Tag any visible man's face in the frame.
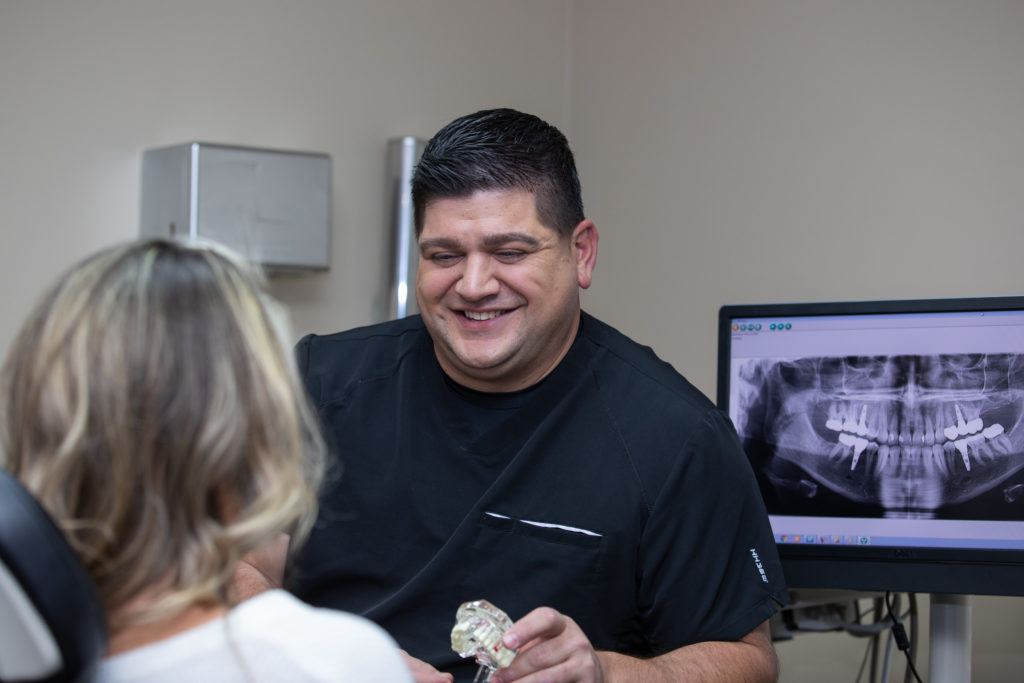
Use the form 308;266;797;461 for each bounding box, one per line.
416;189;597;393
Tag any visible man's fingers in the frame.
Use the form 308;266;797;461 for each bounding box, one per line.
503;606;566;650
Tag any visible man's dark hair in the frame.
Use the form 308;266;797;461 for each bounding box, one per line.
411;108;585;238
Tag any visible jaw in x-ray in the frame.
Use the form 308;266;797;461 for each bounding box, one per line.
735;354;1024;518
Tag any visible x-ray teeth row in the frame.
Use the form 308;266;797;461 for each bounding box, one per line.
736;354;1024;518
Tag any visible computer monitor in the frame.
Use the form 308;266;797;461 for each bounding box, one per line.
717;297;1024;598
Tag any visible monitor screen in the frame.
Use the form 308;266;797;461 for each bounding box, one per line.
717;297;1024;596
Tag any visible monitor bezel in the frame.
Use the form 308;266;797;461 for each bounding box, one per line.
717;296;1024;596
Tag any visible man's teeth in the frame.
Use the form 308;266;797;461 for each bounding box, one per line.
464;310;503;321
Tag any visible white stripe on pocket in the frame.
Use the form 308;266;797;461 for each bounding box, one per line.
484;512;601;537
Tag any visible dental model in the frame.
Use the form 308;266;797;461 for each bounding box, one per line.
451;600;518;682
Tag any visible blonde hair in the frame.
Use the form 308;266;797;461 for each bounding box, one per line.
0;239;325;631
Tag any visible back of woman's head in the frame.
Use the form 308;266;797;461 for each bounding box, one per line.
0;238;325;630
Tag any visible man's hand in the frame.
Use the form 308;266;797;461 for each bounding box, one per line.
489;609;777;683
401;651;454;683
490;607;603;683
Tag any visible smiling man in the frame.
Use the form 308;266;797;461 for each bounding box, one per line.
416;188;594;393
286;109;788;683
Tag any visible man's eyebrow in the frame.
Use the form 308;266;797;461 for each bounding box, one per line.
419;237;460;254
419;232;542;254
482;232;541;248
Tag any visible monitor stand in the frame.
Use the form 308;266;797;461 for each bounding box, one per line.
929;594;971;683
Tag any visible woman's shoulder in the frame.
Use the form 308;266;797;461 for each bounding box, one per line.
230;590;413;681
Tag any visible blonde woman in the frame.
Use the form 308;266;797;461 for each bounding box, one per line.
0;239;412;682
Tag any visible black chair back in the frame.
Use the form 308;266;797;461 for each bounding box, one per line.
0;469;107;683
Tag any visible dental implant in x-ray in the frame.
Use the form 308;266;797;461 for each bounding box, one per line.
734;354;1024;518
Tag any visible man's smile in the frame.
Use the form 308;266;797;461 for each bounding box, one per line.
462;310;510;321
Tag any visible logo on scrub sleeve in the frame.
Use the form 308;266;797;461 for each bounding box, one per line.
749;548;769;583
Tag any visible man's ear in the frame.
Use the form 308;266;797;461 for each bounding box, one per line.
572;219;598;289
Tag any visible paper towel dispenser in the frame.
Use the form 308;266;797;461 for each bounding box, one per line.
140;142;331;271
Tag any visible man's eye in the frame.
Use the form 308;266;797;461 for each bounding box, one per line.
429;253;460;265
494;250;526;261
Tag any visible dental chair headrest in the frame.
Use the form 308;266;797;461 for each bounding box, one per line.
0;469;107;683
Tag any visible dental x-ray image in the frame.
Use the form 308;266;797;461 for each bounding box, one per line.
734;354;1024;519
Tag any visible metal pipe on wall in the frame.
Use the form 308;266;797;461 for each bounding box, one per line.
386;136;425;320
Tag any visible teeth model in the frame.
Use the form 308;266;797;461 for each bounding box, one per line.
451;600;518;678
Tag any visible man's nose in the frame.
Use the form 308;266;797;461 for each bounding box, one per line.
455;254;500;300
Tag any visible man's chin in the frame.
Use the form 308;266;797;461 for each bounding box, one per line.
441;350;519;387
452;354;511;377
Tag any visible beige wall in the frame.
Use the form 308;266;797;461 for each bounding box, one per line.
2;1;1022;680
0;0;572;353
570;2;1024;681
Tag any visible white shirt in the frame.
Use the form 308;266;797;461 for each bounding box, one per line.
93;590;413;682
